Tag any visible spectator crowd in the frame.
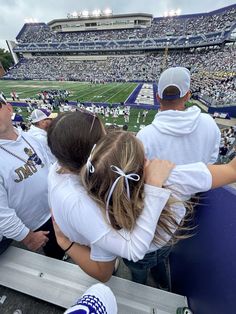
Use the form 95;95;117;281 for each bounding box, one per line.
4;45;236;106
16;6;236;43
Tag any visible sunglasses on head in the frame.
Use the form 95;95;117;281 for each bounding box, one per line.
77;108;97;133
77;107;97;117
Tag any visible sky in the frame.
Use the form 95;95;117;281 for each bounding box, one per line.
0;0;235;50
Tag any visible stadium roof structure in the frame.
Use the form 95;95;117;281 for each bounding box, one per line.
48;13;153;26
45;4;236;25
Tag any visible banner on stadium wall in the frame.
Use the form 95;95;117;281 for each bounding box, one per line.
213;112;230;119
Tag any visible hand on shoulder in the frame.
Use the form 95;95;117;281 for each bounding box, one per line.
144;159;175;187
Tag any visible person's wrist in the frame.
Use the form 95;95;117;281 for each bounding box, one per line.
22;230;33;245
145;177;163;187
58;238;71;251
64;242;74;253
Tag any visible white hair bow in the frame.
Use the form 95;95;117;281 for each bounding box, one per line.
86;144;96;174
106;165;140;223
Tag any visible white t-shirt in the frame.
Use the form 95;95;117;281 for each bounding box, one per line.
149;162;212;251
0;129;51;242
28;125;56;164
49;162;212;262
48;162;171;262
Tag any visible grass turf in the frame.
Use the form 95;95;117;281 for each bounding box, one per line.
15;106;157;133
1;80;195;132
0;80;137;104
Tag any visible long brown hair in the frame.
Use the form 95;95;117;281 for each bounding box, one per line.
81;131;145;230
81;130;194;245
47;110;106;173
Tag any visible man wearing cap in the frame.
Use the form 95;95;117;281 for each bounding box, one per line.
136;67;221;290
137;67;221;164
28;109;57;164
0;96;64;259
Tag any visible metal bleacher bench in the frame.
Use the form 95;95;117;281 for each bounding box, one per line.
0;247;188;314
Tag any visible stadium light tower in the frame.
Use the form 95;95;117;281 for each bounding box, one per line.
92;9;101;17
176;9;182;16
82;10;89;18
24;17;38;23
163;9;182;17
72;11;78;18
103;8;112;16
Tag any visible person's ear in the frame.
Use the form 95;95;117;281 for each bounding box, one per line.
157;94;163;108
38;120;45;128
184;91;191;101
6;104;13;115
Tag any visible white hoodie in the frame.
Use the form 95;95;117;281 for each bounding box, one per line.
0;129;51;242
137;106;221;164
28;125;56;164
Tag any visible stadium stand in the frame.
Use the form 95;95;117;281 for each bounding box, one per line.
15;6;235;43
3;4;236;108
4;47;236;106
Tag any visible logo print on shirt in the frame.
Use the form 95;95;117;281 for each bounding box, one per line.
14;163;38;183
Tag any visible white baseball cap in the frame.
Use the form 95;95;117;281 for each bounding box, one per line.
64;283;118;314
30;109;57;123
158;67;190;100
30;109;49;123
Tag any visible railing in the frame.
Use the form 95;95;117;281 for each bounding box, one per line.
171;186;236;314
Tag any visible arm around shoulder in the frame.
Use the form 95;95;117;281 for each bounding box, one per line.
208;157;236;189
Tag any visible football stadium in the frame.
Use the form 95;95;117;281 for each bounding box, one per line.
0;2;236;314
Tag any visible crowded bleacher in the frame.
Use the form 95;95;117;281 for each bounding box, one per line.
16;6;236;43
3;4;235;108
4;46;236;106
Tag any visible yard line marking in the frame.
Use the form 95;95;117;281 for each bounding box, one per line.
90;83;121;100
104;83;135;103
124;83;141;104
77;84;114;99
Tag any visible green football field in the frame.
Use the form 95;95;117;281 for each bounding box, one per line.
15;105;157;133
0;80;196;132
0;80;138;104
0;80;159;131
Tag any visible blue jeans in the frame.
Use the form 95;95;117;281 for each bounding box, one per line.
0;237;13;255
123;245;172;286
